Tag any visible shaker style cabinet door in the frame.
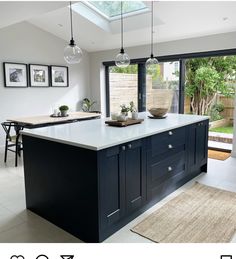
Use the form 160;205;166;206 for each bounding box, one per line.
195;120;209;167
98;139;146;231
125;139;146;214
99;146;126;231
187;120;209;173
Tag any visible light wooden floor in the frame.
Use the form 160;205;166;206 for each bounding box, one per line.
0;149;236;243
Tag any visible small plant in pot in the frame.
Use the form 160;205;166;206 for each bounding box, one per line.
82;98;96;112
130;101;138;120
117;104;129;122
59;105;69;117
120;104;129;116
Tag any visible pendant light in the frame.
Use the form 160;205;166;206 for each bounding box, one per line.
64;1;83;64
115;1;130;68
146;1;158;71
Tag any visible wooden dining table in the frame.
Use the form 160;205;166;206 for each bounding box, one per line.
7;111;101;129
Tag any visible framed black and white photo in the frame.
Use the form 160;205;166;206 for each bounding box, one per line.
50;66;69;87
29;64;49;87
3;62;28;88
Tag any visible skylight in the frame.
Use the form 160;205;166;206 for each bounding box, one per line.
86;1;148;20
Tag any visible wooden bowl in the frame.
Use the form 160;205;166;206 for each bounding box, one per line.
148;108;168;117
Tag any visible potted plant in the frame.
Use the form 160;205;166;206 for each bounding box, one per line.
59;105;69;117
117;104;130;122
120;104;129;116
82;98;96;112
130;101;138;120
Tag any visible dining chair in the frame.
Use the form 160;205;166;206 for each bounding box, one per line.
1;122;23;167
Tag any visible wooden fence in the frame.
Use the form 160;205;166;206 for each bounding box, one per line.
109;73;235;120
110;73;176;113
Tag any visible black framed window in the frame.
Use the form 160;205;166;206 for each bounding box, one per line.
104;48;236;117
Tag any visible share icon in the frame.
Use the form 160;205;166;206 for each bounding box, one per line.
60;256;74;259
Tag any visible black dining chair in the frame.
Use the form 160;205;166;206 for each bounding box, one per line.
1;122;24;167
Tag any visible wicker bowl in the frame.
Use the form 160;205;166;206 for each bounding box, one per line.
148;107;168;117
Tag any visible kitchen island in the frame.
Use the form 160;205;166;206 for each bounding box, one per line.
22;113;209;242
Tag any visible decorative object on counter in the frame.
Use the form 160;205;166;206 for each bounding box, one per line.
146;1;158;73
129;101;139;120
50;66;68;87
105;118;144;127
111;112;118;120
115;1;130;68
148;115;167;119
148;107;168;118
120;104;130;116
82;98;96;112
53;108;59;116
64;1;83;64
59;105;69;117
29;64;49;87
3;62;28;88
117;113;127;122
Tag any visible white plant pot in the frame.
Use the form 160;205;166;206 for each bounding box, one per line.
132;112;138;120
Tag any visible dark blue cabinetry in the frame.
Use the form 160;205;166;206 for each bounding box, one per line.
98;139;147;240
23;119;209;243
188;120;208;174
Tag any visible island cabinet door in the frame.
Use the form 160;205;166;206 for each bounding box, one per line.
98;145;126;231
125;139;147;214
187;120;209;173
195;120;209;167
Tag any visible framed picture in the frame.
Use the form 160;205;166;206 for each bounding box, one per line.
50;65;69;87
3;62;28;88
29;64;49;87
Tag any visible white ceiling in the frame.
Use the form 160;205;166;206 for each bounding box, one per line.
0;1;68;29
1;1;236;53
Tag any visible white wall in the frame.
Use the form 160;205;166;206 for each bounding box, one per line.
89;31;236;115
0;22;90;146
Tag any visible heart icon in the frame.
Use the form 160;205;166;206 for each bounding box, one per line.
10;256;25;259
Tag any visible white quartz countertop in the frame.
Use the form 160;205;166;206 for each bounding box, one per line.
21;113;209;151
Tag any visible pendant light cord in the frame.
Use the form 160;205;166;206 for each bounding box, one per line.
121;1;124;53
70;1;74;41
151;1;154;57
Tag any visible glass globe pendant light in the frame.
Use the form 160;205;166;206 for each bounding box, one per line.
64;1;82;64
146;1;158;73
115;1;130;68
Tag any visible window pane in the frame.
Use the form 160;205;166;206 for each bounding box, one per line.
109;65;138;114
89;1;147;18
146;61;180;113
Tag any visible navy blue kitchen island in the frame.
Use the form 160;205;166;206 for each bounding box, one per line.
22;113;209;242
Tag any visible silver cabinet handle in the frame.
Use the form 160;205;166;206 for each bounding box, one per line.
128;144;132;149
168;166;172;172
168;144;173;149
168;131;173;136
121;146;126;151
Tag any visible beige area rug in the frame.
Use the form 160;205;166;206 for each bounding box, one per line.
132;182;236;243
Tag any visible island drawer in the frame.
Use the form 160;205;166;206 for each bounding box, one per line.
148;126;186;157
147;151;187;200
148;151;186;184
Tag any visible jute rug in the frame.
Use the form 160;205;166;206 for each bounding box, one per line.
208;149;231;161
131;182;236;243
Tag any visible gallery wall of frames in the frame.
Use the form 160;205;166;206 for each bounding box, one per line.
3;62;69;88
